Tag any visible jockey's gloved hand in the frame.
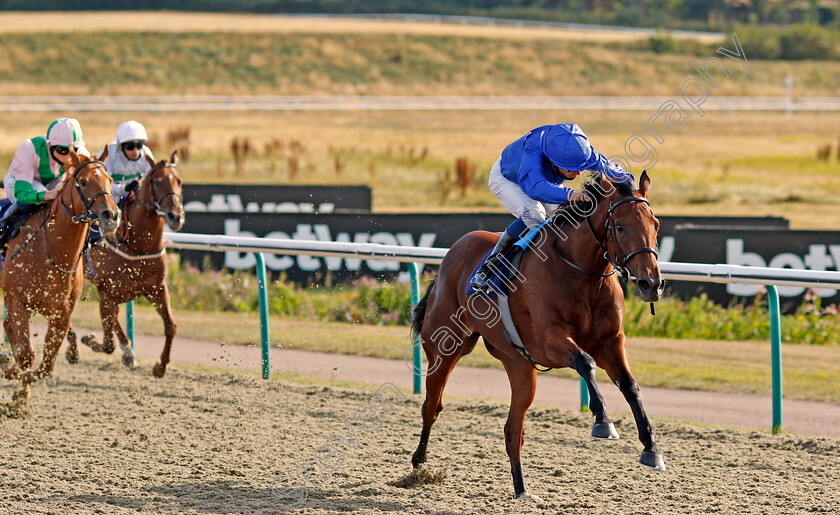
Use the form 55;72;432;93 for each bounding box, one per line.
126;180;140;194
569;191;592;203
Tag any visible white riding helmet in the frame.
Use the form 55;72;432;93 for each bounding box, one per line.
116;120;148;145
46;118;85;148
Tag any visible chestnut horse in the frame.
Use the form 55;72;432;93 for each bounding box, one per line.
410;171;665;499
0;149;120;401
66;151;184;377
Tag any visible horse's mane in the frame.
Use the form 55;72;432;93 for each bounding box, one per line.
550;171;637;225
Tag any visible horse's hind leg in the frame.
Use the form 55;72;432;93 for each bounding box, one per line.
412;332;478;469
145;284;176;378
599;337;665;470
573;348;620;440
65;324;79;364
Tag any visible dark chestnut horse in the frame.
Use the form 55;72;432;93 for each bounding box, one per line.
410;171;665;499
66;151;184;377
0;149;120;402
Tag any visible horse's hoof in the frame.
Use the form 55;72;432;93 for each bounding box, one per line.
411;451;425;469
122;354;136;368
639;451;667;471
153;363;166;378
591;422;620;440
66;349;79;365
515;491;543;501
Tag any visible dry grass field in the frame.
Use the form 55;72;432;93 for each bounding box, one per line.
2;109;837;228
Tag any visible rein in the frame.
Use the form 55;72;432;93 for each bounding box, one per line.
108;161;180;260
548;194;659;316
134;162;182;217
584;196;659;282
9;160;112;275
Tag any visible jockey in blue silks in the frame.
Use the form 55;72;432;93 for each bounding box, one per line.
470;123;635;292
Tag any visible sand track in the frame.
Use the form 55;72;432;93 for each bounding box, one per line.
0;355;837;514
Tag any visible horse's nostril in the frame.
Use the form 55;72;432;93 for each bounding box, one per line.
102;210;113;220
637;280;651;292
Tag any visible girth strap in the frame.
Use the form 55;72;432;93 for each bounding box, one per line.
495;251;554;372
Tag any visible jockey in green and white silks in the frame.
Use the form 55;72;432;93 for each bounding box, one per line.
4;118;90;212
99;120;155;201
470;123;635;292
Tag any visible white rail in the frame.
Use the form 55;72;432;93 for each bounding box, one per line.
161;231;838;432
164;232;840;289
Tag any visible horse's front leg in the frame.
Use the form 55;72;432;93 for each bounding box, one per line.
1;301;33;380
540;332;618;440
23;317;70;386
65;324;79;364
145;284;177;378
599;334;665;470
112;317;135;368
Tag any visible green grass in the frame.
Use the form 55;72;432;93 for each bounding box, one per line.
1;31;840;96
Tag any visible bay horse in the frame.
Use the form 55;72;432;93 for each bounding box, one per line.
410;171;665;499
0;149;120;402
66;151;184;377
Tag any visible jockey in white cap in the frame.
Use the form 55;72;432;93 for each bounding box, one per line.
99;120;155;202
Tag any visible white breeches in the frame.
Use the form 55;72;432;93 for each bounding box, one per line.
487;158;560;229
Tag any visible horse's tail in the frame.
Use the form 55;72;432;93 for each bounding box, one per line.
410;278;436;337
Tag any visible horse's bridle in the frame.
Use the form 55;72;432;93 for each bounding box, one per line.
60;160;114;225
551;195;658;282
586;195;659;283
6;159;114;274
135;162;182;217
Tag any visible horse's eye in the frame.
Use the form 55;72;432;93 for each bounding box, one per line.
616;223;624;233
79;179;87;187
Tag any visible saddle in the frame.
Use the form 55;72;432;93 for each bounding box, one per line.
465;220;556;371
0;200;38;257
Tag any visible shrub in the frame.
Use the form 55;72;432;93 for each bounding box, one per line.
647;32;679;54
779;23;838;60
730;24;782;59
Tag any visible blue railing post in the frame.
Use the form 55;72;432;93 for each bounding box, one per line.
126;301;134;349
579;377;590;412
408;262;423;394
767;285;783;434
255;253;271;380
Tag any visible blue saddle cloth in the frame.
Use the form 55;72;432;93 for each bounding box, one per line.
465;219;549;299
465;246;522;299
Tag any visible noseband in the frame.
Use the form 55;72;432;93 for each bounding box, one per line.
135;162;182;217
60;160;113;224
586;196;659;282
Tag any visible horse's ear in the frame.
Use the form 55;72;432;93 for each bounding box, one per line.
145;154;156;168
638;170;651;198
68;147;82;170
170;149;178;165
98;145;109;162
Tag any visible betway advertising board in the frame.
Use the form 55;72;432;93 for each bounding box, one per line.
182;184;372;214
176;213;790;285
668;227;840;308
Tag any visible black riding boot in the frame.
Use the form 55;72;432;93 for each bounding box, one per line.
470;228;519;292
